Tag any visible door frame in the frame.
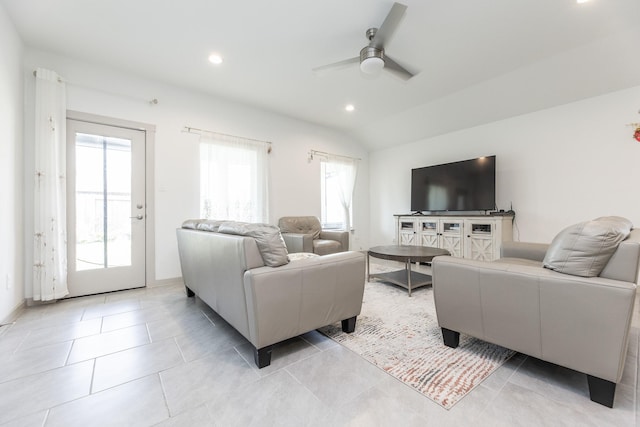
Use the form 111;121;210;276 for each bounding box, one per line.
66;110;156;287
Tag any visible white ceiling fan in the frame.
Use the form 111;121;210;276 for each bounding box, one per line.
313;2;416;80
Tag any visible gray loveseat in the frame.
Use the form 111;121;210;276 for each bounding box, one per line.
432;217;640;407
176;220;365;368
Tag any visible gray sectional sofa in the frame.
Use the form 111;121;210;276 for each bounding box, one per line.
176;220;366;368
432;217;640;407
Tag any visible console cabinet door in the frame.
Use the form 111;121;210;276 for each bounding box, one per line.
398;219;417;245
464;220;495;260
439;219;464;257
418;220;438;247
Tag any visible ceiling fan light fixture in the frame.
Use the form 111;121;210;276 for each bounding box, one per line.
360;46;384;75
360;57;384;74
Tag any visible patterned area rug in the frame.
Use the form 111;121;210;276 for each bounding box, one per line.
318;273;515;409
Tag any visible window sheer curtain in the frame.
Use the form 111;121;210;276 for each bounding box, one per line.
322;155;358;235
199;132;270;223
33;68;69;301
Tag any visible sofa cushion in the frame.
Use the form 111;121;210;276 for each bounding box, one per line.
288;252;320;262
218;222;289;267
543;216;633;277
313;239;342;256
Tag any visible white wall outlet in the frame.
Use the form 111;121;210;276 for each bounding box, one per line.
5;274;10;290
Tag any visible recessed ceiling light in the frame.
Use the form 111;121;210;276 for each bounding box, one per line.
576;0;589;3
208;53;223;65
345;104;355;112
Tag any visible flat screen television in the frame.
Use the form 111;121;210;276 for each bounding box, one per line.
410;156;496;213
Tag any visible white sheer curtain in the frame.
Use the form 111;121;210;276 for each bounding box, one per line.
33;68;69;301
322;155;358;235
199;132;270;223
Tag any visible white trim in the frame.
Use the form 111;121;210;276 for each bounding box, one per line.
66;111;157;286
147;277;183;288
0;300;27;327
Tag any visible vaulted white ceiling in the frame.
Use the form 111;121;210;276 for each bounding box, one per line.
3;0;640;150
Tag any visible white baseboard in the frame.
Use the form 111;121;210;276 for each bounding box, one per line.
147;277;183;288
0;299;27;331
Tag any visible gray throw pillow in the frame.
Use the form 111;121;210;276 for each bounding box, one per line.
196;219;225;232
543;216;633;277
218;222;289;267
181;219;201;229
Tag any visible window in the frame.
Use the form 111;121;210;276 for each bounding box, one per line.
320;157;357;231
200;134;269;223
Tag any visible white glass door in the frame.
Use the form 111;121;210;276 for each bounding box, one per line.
66;119;146;297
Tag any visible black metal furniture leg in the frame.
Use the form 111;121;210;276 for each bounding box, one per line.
442;328;460;348
341;316;357;333
185;286;195;297
254;345;273;368
587;375;616;408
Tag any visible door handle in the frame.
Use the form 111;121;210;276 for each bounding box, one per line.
130;214;144;220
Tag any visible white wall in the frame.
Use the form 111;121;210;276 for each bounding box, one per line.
370;85;640;246
0;4;24;322
21;49;369;297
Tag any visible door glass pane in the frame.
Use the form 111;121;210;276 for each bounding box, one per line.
75;133;132;271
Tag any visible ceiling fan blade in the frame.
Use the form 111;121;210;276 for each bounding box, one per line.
370;2;407;49
312;57;359;73
383;55;415;80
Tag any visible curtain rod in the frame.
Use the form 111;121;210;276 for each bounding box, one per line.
308;149;361;162
33;69;159;105
32;69;64;83
182;126;273;149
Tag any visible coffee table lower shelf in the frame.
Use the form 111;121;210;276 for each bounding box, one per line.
369;269;433;293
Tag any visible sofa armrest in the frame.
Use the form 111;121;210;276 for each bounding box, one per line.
500;241;548;261
243;251;365;349
432;256;636;383
281;232;314;253
320;229;349;250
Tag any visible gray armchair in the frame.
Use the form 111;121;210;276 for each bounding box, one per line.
278;216;349;255
432;218;640;408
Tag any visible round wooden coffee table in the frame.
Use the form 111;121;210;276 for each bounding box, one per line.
367;245;450;296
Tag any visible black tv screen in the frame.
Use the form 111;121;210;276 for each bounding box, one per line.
410;156;496;212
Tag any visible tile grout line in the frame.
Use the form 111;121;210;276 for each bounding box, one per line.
41;409;50;427
88;358;96;395
475;354;529;418
174;336;188;363
155;372;173;423
145;322;153;343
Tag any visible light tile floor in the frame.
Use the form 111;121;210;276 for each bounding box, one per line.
0;262;638;426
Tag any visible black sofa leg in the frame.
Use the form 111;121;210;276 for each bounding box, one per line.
185;286;195;297
587;375;616;408
442;328;460;348
254;345;272;369
342;316;357;333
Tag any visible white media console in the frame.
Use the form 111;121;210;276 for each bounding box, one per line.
394;214;514;261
